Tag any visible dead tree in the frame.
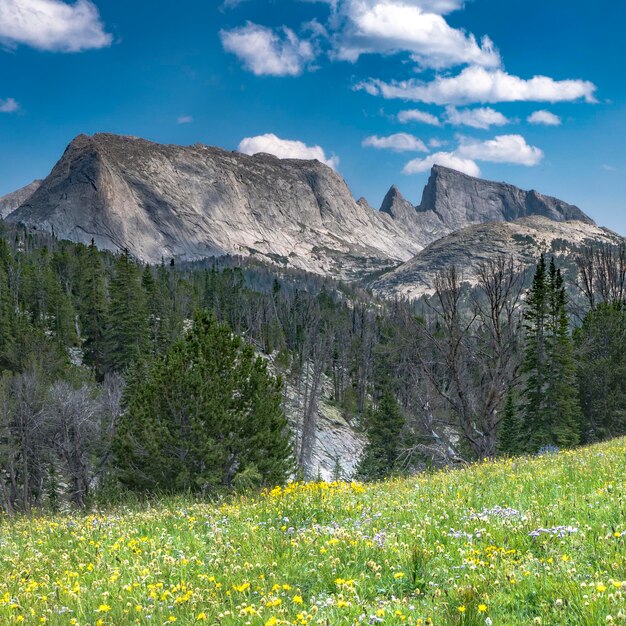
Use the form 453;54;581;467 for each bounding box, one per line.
415;258;525;459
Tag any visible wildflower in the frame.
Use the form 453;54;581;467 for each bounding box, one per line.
265;618;278;626
196;613;207;621
394;572;405;579
292;595;304;604
458;606;466;613
96;605;111;613
478;604;487;612
598;584;607;593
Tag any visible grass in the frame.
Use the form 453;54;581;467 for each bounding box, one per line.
1;439;626;625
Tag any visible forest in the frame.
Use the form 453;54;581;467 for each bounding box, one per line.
0;221;625;513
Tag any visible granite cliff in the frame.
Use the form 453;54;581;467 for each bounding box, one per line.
6;134;420;280
5;134;603;288
0;179;41;218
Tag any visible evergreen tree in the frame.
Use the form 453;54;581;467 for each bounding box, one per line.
105;249;149;372
521;256;580;451
544;262;581;447
79;240;108;376
113;311;292;493
357;383;405;480
574;302;626;441
497;392;521;456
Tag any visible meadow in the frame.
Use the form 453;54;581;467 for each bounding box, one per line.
1;439;625;626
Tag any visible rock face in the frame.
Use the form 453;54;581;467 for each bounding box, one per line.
0;180;42;218
373;216;624;299
7;133;421;280
5;133;601;283
415;165;594;232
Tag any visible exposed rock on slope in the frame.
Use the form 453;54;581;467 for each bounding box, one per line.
7;133;421;279
0;180;42;218
5;134;601;284
416;165;593;230
373;216;624;299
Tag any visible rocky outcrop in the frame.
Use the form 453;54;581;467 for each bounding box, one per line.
416;165;594;232
7;133;422;280
0;179;42;218
373;216;624;299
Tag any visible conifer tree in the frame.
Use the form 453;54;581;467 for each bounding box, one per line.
521;256;580;451
357;382;405;480
105;249;149;372
497;392;521;456
113;311;292;492
79;241;108;376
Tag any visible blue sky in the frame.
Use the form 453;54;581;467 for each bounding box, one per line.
0;0;625;232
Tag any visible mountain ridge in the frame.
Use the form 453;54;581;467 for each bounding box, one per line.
3;133;603;287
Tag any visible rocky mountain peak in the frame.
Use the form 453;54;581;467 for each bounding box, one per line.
0;179;43;218
417;164;594;230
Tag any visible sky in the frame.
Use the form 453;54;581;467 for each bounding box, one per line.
0;0;625;232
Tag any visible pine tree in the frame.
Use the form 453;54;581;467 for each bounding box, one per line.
113;311;293;493
545;263;581;447
521;256;580;451
497;392;521;456
105;249;149;373
79;241;108;376
575;302;626;442
357;383;405;480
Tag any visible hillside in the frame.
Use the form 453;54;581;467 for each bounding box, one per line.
373;215;624;298
1;438;625;625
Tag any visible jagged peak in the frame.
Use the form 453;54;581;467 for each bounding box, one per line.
380;185;410;215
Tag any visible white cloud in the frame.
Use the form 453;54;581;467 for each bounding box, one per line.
0;98;19;113
238;133;339;169
403;133;543;176
220;0;250;8
357;66;597;105
403;151;480;177
177;115;193;124
0;0;112;52
445;105;510;129
221;22;316;76
363;133;428;152
334;0;500;70
528;110;562;126
457;134;543;166
429;138;446;148
397;108;441;126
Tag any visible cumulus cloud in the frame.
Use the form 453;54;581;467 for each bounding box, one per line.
528;110;562;126
0;0;112;52
357;66;597;105
221;22;316;76
403;151;480;177
456;134;543;166
334;0;500;69
403;133;543;177
445;105;510;129
238;133;339;169
397;108;441;126
0;98;19;113
362;132;428;152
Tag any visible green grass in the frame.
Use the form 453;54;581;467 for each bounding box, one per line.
1;439;626;626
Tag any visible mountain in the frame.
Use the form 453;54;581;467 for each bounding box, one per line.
376;165;594;246
372;216;624;299
6;133;421;280
0;179;42;218
5;133;601;283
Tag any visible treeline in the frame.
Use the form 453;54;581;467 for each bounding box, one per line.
1;221;625;511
